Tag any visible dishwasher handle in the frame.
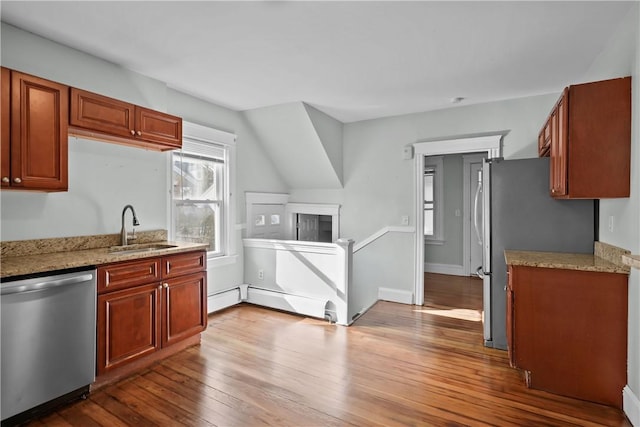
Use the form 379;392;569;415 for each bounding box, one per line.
1;273;94;296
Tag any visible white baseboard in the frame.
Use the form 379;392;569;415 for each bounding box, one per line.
207;288;242;314
424;262;466;276
348;300;378;326
378;287;414;304
624;385;640;426
246;287;330;321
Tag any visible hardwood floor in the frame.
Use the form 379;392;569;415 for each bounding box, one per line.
25;277;630;426
424;272;483;311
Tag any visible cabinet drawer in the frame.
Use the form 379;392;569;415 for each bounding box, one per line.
70;88;135;138
98;258;161;293
162;251;206;279
136;106;182;148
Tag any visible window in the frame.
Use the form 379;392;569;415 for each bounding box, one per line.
172;123;235;257
424;156;444;243
424;168;435;236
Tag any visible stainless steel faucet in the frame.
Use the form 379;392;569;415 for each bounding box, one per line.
120;204;140;246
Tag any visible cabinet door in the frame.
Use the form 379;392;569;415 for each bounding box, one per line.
1;67;10;187
550;91;568;197
135;106;182;149
70;88;135;138
161;272;207;348
10;71;68;190
162;251;206;279
98;258;161;294
97;283;162;375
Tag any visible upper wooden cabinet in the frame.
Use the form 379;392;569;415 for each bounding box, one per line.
539;77;631;199
1;68;69;191
70;88;182;151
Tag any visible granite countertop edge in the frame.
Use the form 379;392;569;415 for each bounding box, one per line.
0;241;209;279
504;250;630;274
622;255;640;270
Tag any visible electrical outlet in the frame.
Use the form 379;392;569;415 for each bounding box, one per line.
608;216;614;232
258;269;264;280
454;209;461;217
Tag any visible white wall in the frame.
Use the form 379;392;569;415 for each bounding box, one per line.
425;154;464;267
1;138;168;240
0;23;288;294
579;4;640;421
291;93;558;313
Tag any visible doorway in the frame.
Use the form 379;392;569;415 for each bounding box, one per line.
413;135;502;345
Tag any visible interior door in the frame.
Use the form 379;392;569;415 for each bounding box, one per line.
297;214;319;241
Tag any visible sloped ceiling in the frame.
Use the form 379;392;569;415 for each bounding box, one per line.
243;102;343;189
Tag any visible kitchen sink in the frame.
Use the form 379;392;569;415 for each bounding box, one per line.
108;243;178;255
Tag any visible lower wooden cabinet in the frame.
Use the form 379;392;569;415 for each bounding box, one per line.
97;250;207;376
97;283;161;373
507;265;627;408
162;272;207;347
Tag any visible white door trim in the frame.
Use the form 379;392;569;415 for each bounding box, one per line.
462;153;487;276
413;134;502;307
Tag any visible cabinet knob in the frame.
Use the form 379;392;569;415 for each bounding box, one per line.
158;285;162;290
163;283;169;289
130;130;135;135
1;177;9;183
136;130;142;136
13;177;22;184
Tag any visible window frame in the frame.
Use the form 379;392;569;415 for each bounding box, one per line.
424;156;444;245
169;122;236;262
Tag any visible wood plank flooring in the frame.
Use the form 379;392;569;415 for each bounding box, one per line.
25;274;631;426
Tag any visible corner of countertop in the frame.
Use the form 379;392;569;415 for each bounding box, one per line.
594;241;631;273
622;255;640;270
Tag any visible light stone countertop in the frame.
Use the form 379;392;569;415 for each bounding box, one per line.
622;255;640;270
1;231;208;279
504;250;629;274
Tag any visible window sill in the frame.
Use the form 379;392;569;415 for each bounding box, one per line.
425;239;445;246
206;253;238;268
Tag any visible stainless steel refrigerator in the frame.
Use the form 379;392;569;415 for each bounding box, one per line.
479;157;595;350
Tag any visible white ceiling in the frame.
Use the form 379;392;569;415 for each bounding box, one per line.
0;1;634;123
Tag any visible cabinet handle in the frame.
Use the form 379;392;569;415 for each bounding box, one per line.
130;130;135;135
136;130;142;136
163;283;169;289
2;177;9;183
13;177;22;184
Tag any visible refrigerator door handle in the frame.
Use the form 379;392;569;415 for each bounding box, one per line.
481;159;491;274
473;169;483;246
481;158;492;344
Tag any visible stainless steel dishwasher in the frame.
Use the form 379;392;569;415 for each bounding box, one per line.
1;268;97;424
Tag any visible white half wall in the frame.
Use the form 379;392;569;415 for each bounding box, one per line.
243;238;352;325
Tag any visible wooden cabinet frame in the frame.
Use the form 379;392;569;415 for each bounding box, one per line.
97;250;207;376
539;77;631;199
70;88;182;151
1;68;68;191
